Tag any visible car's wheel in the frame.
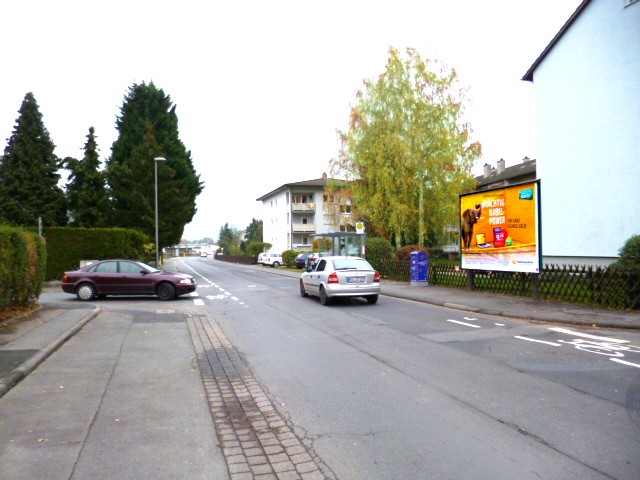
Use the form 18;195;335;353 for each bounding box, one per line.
156;282;176;301
319;285;331;306
76;282;96;301
272;261;280;268
299;279;308;297
366;294;379;305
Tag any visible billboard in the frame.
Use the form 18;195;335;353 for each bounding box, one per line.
460;181;541;273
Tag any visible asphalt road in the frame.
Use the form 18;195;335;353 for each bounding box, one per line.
172;257;640;480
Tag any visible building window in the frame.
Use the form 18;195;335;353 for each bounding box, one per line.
293;195;307;203
286;191;290;204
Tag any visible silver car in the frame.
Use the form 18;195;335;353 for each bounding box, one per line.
300;256;380;305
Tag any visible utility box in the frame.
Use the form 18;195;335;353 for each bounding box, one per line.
410;251;429;286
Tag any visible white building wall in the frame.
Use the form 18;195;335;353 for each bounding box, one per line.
533;0;640;264
261;190;289;253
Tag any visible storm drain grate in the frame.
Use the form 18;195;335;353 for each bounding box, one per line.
188;315;334;480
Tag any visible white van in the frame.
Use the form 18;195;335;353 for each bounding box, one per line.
262;253;283;267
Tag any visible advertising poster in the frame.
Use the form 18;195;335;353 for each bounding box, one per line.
460;181;541;273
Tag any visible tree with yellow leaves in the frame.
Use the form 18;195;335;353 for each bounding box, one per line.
331;47;480;249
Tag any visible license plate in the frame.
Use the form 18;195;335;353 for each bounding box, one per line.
347;276;366;284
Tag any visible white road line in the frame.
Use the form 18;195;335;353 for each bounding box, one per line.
463;317;478;321
193;299;204;306
548;327;629;344
610;358;640;369
495;323;505;327
447;319;481;328
515;336;562;347
190;292;198;297
231;297;239;301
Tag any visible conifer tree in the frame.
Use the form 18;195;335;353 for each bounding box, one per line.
65;127;110;227
106;82;203;248
0;92;67;226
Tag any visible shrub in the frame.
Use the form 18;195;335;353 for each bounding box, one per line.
282;250;299;268
247;241;272;257
365;237;394;266
395;244;426;261
0;227;46;310
615;234;640;269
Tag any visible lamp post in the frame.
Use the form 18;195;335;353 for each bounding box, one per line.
154;157;166;266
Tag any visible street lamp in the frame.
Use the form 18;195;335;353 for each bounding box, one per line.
154;157;166;266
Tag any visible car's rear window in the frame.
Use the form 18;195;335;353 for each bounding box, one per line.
332;259;372;271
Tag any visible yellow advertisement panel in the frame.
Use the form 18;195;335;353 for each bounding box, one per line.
460;181;540;272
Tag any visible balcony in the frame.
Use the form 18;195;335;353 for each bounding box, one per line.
292;223;316;233
292;202;316;212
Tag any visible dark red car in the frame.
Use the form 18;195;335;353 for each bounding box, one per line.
61;259;197;301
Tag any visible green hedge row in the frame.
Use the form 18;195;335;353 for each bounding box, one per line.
0;226;47;309
43;227;150;281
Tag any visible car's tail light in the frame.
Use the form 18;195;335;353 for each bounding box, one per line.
62;275;70;282
374;271;381;283
328;272;339;284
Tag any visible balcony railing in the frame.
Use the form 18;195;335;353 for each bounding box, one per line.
292;202;316;212
292;223;316;233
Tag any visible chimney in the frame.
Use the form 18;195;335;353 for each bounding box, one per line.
322;172;327;179
522;156;530;163
497;158;505;174
483;163;491;178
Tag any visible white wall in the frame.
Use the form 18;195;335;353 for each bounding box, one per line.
533;0;640;263
261;190;289;253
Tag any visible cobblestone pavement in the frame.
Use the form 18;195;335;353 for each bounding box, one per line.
188;314;336;480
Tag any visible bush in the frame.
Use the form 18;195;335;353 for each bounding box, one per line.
615;234;640;269
365;237;394;267
395;244;426;261
247;241;272;257
0;227;46;310
282;250;299;268
43;227;149;280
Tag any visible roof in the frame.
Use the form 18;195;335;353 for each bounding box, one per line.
475;159;537;188
522;0;591;82
256;177;329;201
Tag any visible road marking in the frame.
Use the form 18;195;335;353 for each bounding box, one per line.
190;291;198;297
447;319;481;328
463;317;478;321
495;323;505;327
548;327;629;344
610;358;640;369
515;336;562;347
207;295;226;300
231;297;239;301
193;299;204;306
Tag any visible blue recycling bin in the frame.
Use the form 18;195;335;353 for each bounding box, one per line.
410;251;429;285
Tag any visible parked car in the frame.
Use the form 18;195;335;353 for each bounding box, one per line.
305;251;332;269
61;259;197;301
257;252;268;265
299;256;380;305
262;253;283;267
294;253;313;269
200;251;208;257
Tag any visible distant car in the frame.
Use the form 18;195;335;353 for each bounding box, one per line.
294;253;313;269
200;251;208;257
262;253;283;267
61;259;197;301
299;256;380;305
305;251;332;269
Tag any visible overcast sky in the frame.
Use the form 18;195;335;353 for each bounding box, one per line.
1;0;580;241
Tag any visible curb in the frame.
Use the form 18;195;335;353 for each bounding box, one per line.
0;307;101;398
